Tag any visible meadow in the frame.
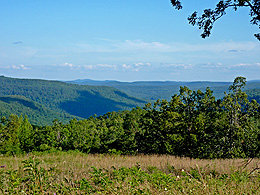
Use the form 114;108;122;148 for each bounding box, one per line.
1;152;260;194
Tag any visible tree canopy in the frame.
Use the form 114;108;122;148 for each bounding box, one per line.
1;77;260;158
171;0;260;41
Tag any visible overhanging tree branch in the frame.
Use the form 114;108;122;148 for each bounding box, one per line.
170;0;260;41
245;0;260;16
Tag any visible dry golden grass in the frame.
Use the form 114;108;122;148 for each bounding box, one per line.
1;152;260;194
1;152;259;177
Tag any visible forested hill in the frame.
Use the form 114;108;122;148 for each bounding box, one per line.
246;88;260;103
67;79;260;101
0;76;146;125
1;77;260;158
0;95;80;126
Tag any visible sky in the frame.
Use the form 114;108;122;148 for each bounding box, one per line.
0;0;260;82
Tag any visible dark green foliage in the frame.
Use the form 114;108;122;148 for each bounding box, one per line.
0;77;259;158
0;76;146;125
246;88;260;104
0;115;34;154
135;77;260;158
0;115;21;155
0;95;80;126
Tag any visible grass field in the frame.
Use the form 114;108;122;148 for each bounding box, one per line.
1;151;260;194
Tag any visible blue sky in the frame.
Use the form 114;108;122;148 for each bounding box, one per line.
0;0;260;81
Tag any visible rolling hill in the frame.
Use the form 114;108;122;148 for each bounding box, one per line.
1;76;259;126
0;76;146;125
0;95;81;126
67;79;260;101
245;88;260;103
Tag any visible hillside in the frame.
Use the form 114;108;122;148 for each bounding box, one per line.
0;76;146;124
245;88;260;103
0;95;80;126
1;76;259;126
67;79;260;101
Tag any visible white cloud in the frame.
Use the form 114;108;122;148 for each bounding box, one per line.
122;64;131;69
59;63;118;71
86;64;117;70
163;63;194;69
134;62;151;67
170;72;180;76
62;62;75;68
7;64;29;70
134;62;144;67
200;62;224;68
83;65;94;70
59;62;80;70
121;62;151;71
96;64;117;68
231;63;260;67
117;40;171;51
232;63;250;67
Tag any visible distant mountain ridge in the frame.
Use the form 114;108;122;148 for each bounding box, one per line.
66;79;260;101
1;76;260;126
0;76;146;125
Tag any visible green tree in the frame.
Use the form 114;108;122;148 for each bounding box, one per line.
66;118;100;153
171;0;260;41
18;115;34;153
161;86;219;158
218;76;260;157
0;115;21;155
136;101;168;154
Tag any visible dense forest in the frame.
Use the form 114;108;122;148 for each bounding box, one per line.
67;79;260;101
1;77;259;158
1;76;260;126
0;76;146;125
0;95;82;126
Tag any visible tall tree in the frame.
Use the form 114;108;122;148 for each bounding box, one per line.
171;0;260;41
219;76;259;157
0;115;21;155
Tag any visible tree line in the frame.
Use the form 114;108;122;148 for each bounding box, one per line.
0;77;259;158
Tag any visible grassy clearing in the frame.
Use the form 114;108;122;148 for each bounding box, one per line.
1;152;260;194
